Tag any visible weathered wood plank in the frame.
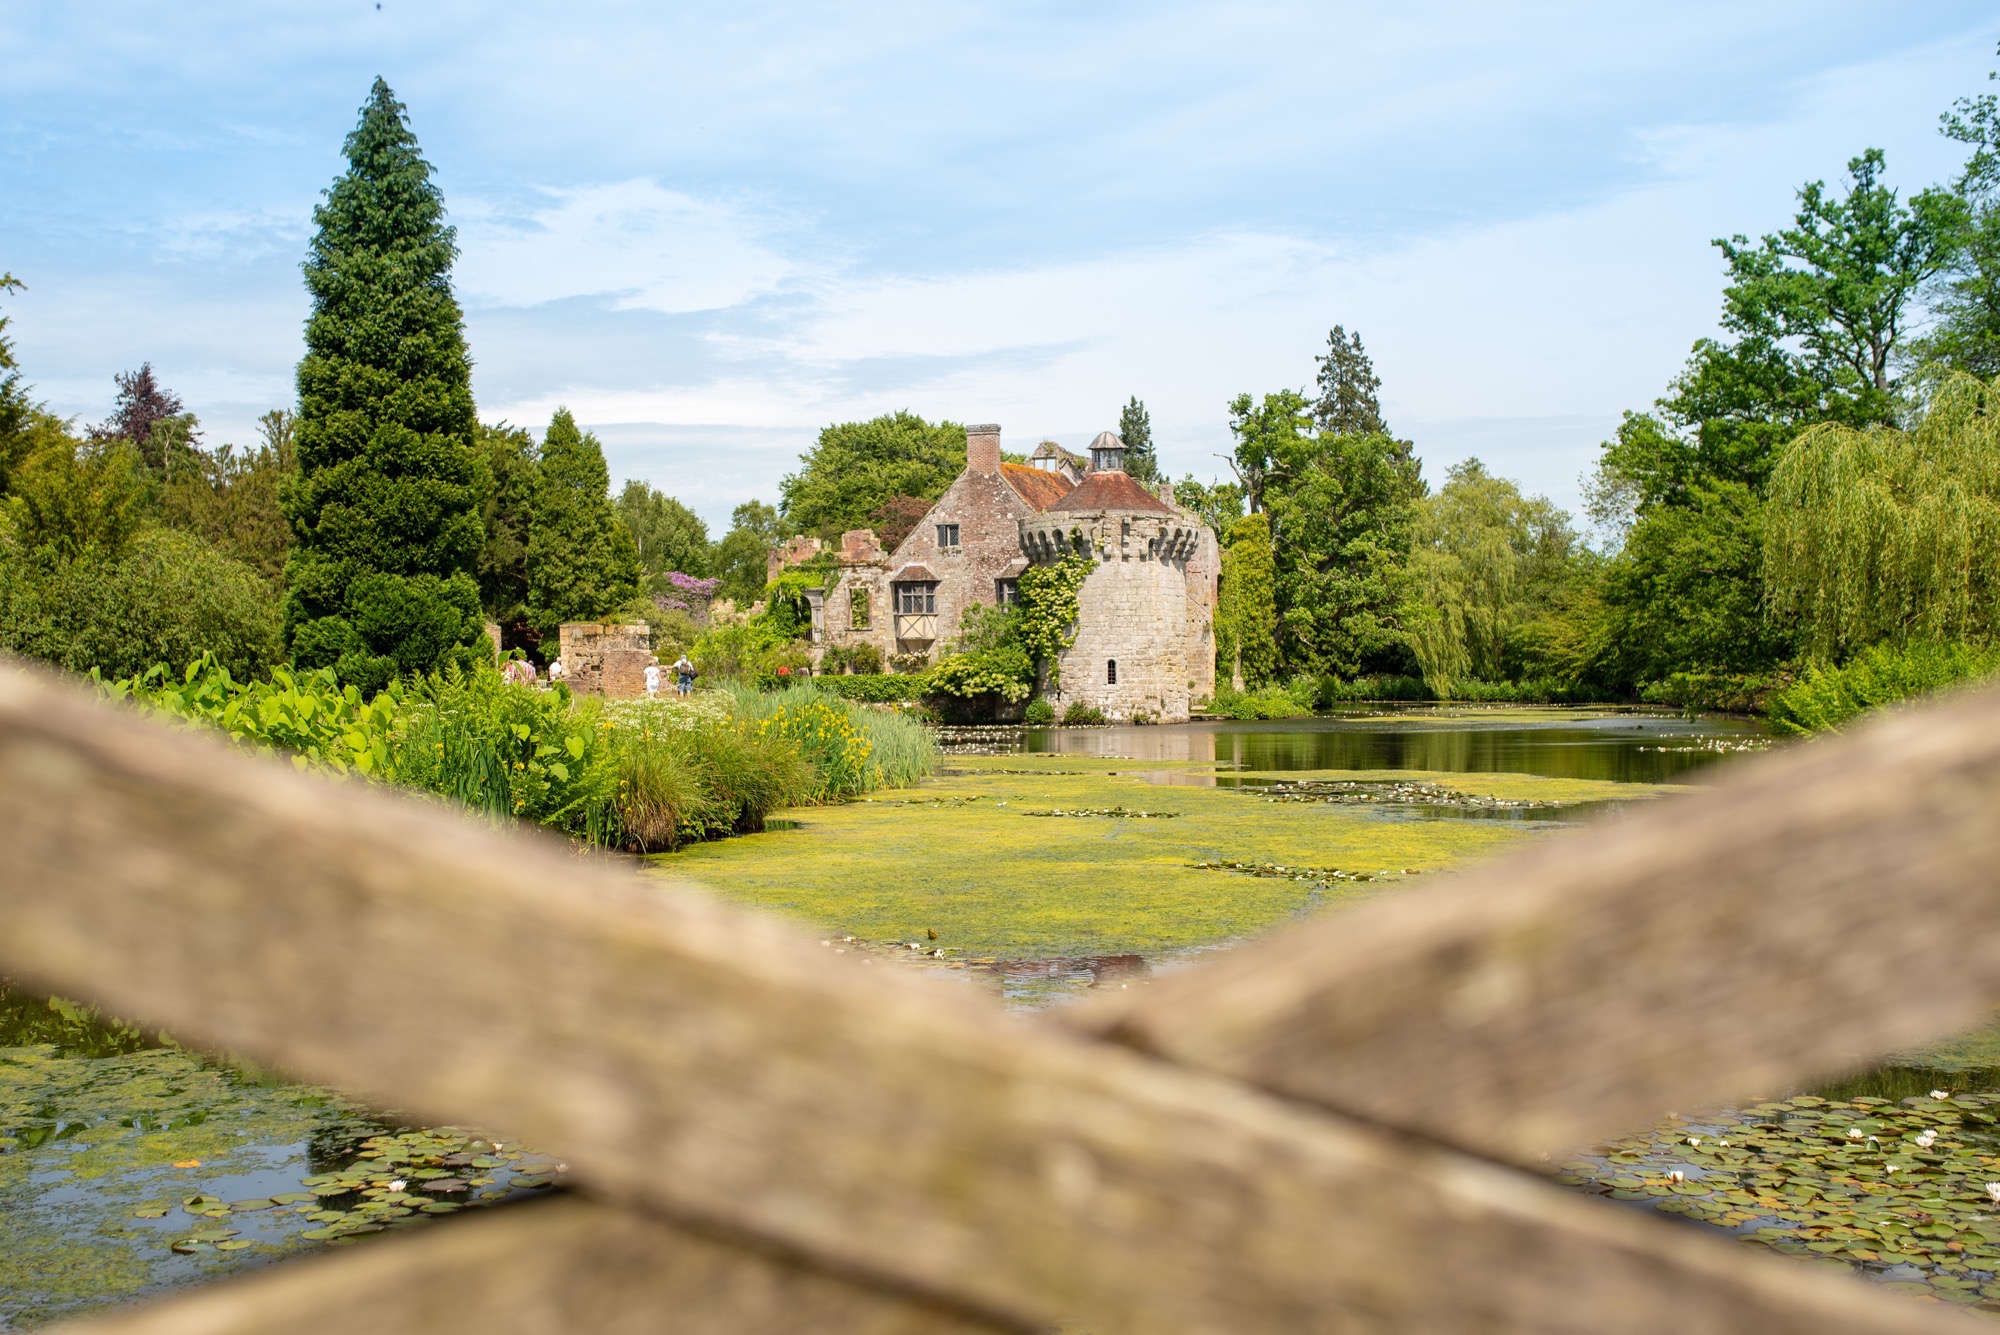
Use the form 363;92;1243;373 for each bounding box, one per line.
1070;683;2000;1164
51;1197;1013;1335
0;661;1971;1334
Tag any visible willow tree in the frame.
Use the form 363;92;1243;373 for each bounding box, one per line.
1218;513;1278;690
1765;371;2000;661
282;79;487;691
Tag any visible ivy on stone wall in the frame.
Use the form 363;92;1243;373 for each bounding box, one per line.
1017;550;1094;689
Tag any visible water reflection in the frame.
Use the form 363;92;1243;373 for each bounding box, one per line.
1020;707;1766;785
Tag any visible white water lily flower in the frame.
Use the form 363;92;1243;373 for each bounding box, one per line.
1686;1137;1701;1147
1888;1165;1900;1173
1718;1139;1730;1147
1916;1130;1939;1148
1986;1183;2000;1204
389;1179;406;1192
1932;1089;1952;1100
1668;1170;1685;1184
1848;1128;1865;1139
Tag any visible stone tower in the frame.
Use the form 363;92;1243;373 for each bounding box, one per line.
1020;432;1213;722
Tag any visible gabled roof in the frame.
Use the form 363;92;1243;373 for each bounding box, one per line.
891;563;937;583
1001;462;1075;512
1046;470;1174;515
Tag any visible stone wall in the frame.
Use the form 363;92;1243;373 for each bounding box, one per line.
557;623;654;697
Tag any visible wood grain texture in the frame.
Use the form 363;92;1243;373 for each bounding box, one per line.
1071;682;2000;1164
52;1197;1010;1335
0;660;1973;1334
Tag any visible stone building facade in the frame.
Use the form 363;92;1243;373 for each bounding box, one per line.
556;622;656;699
806;424;1218;721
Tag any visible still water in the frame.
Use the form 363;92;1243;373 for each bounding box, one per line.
1017;705;1767;784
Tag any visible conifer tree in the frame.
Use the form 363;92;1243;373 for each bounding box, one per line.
1117;396;1159;483
282;79;488;691
1312;326;1388;437
526;408;640;639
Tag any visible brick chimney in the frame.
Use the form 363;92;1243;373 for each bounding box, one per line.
966;423;1001;474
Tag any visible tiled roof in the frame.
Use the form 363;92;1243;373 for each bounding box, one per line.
1001;462;1075;512
1046;470;1173;515
891;563;937;583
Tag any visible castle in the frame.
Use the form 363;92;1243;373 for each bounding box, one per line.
790;424;1218;722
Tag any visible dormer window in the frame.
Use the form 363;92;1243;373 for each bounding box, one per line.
936;523;960;550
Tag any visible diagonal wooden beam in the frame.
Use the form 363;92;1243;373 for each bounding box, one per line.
53;1196;1015;1335
0;661;1971;1334
1069;683;2000;1164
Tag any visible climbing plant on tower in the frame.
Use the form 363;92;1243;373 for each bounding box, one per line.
1016;548;1094;688
282;78;488;692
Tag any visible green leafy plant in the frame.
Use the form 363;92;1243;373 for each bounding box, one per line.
1765;641;2000;735
1023;697;1055;725
1017;551;1093;688
1060;700;1107;726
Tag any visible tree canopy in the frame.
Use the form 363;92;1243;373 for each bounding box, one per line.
779;411;965;538
1766;371;2000;660
616;480;711;584
713;500;780;603
282;78;487;691
1312;326;1388;438
525;408;640;638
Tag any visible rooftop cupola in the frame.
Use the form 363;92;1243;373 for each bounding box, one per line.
1087;431;1127;474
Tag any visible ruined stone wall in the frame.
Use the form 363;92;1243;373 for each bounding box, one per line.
557;623;654;697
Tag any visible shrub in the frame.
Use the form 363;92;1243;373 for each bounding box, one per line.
1316;674;1434;703
1;528;282;680
1023;697;1055;725
928;644;1034;703
1640;671;1776;715
1060;700;1107;726
1212;685;1309;720
816;672;931;703
1765;642;2000;736
821;642;883;675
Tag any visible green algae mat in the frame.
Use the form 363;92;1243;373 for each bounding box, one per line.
644;754;1656;959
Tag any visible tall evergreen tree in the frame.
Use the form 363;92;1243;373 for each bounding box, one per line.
476;421;538;635
526;408;640;639
1312;326;1388;437
282;79;488;691
0;274;34;492
1117;396;1159;483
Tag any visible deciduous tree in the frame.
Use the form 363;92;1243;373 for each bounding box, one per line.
712;500;780;604
615;480;710;584
779;411;965;537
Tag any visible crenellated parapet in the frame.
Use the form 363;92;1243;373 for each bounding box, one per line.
1019;513;1203;566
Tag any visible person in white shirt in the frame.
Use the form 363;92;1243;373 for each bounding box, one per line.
643;662;661;697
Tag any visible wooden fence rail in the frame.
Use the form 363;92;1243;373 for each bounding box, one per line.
0;659;1993;1332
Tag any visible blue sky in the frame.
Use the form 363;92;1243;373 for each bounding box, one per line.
4;3;1997;531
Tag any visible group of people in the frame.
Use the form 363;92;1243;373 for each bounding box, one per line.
643;655;698;698
500;650;697;697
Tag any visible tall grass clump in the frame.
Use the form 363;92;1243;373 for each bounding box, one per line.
1765;641;2000;736
722;682;937;797
606;696;811;849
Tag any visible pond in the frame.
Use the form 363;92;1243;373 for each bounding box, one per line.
10;704;1991;1322
1015;705;1770;784
0;988;563;1330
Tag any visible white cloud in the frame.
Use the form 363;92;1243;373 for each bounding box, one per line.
455;180;792;313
